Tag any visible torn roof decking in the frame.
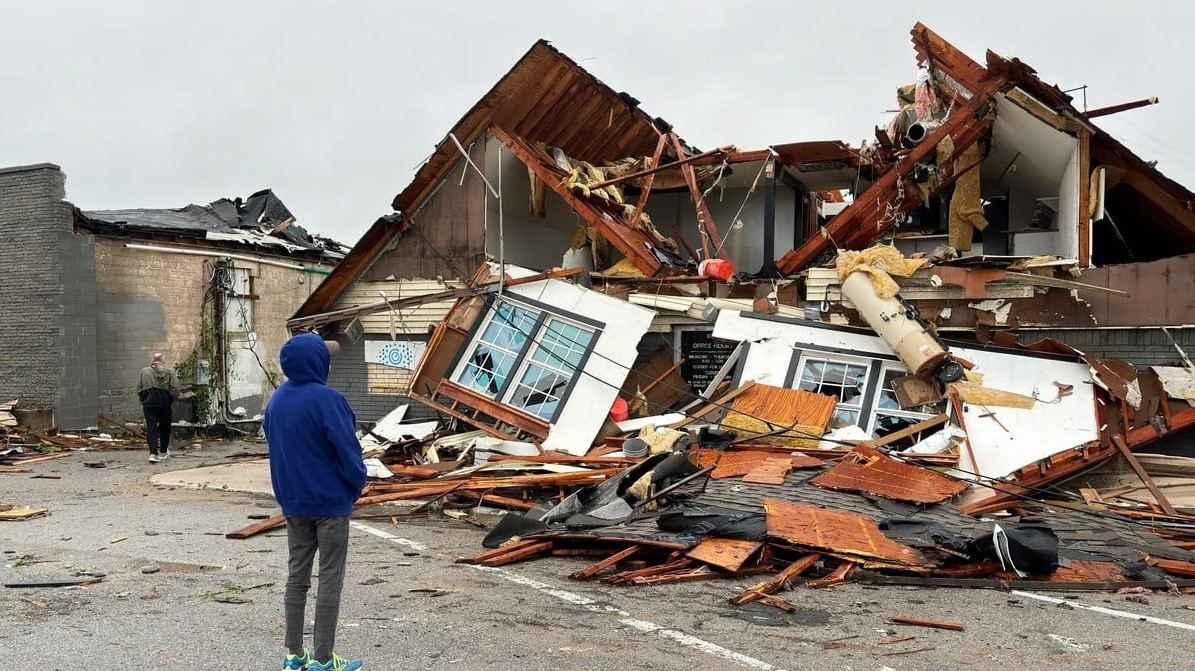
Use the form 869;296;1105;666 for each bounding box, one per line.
779;23;1195;275
292;40;676;323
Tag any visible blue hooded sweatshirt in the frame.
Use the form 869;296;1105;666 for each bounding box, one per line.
264;333;367;518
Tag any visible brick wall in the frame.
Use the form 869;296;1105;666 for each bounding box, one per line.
0;163;99;429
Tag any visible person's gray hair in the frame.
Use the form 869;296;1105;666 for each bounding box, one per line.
152;352;165;363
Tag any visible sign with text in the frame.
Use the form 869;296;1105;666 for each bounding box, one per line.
679;330;737;393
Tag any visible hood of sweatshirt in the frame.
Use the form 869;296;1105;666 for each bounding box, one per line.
279;333;330;385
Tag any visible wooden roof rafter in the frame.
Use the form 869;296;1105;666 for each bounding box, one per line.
491;126;684;278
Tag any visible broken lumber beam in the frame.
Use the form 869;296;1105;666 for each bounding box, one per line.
4;577;104;588
730;553;821;605
627;567;718;586
570;545;641;580
99;414;147;440
806;561;855;588
0;467;32;474
9;452;72;466
457;539;552;565
225;514;285;539
889;615;964;631
603;558;693;585
476;541;554;567
1112;434;1178;516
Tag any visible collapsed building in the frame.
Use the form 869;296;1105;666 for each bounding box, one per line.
275;25;1195;594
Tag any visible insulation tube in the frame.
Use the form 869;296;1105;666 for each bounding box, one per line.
840;272;949;376
904;120;942;147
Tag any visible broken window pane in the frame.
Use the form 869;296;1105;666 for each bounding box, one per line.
508;317;595;419
455;302;541;398
798;355;869;429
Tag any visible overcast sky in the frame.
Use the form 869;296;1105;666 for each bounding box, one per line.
4;1;1192;245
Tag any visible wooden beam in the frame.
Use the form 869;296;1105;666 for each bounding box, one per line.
890;615;964;631
287;267;582;330
1111;434;1177;516
670;133;728;261
570;545;641;580
778;75;1007;274
225;514;286;539
949;394;982;481
492;126;667;276
628;133;669;230
730;553;822;605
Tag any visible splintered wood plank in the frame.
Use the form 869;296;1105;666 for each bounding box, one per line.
742;457;794;485
1112;434;1178;516
764;499;926;566
730;553;822;605
889;615;964;631
477;541;554;566
457;539;549;564
603;558;692;584
626;567;719;586
685;538;763;572
570;545;640;580
9;452;72;466
225;514;285;539
1147;557;1195;577
806;561;856;588
810;444;967;504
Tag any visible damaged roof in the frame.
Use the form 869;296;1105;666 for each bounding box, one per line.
292;39;678;321
77;188;345;258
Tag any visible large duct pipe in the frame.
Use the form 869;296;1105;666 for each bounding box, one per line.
840;272;953;378
904;120;942;148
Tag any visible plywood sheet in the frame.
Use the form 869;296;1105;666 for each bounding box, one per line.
685;537;764;572
764;498;927;565
721;384;836;448
810;444;967;504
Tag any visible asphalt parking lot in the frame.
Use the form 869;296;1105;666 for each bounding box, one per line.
4;441;1195;671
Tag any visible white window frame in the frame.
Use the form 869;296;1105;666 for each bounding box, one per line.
794;351;873;431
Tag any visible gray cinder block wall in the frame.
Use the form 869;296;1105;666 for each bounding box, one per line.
326;335;437;428
0;164;98;429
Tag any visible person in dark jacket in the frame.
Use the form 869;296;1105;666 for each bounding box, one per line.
136;352;181;463
264;333;367;671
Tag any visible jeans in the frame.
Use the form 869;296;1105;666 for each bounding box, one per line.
284;516;350;662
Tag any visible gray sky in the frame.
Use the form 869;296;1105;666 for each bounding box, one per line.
4;1;1192;245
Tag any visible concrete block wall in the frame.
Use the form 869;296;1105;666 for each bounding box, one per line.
95;239;209;420
327;334;436;427
0;164;98;429
95;241;332;422
1019;327;1195;367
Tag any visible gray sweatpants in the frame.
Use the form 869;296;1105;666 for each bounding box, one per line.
284;516;350;662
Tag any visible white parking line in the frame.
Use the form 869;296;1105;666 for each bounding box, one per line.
352;521;789;671
1011;590;1195;631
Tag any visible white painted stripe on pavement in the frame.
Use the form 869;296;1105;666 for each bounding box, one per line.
1011;590;1195;631
350;520;428;552
355;522;789;671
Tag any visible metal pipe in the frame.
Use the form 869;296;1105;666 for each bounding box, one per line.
123;243;330;273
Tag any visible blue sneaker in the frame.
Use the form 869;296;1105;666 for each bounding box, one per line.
308;654;362;671
283;650;312;670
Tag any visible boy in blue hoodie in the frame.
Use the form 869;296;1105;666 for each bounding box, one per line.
264;333;367;671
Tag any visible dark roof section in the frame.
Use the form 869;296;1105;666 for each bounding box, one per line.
291;39;675;322
77;189;343;258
